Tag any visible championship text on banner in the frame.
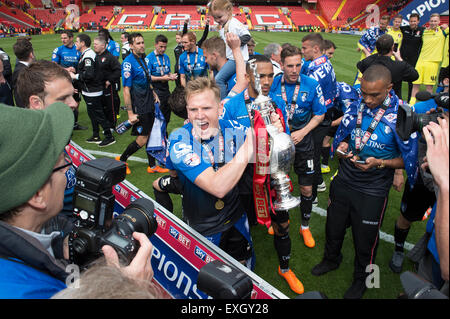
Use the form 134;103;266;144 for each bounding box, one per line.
399;0;448;26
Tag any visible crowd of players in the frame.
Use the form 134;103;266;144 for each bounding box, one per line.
0;0;448;299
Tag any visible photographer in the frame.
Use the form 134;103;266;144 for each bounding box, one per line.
389;70;448;274
422;117;449;286
0;103;154;299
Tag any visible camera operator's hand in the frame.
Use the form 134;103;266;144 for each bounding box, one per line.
422;118;449;189
102;232;154;283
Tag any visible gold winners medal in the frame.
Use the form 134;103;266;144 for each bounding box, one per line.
215;199;225;210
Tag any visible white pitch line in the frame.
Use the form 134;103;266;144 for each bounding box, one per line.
83;148;415;251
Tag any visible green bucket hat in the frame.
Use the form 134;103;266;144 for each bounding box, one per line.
0;102;74;214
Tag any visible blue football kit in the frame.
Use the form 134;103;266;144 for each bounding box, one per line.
52;44;80;68
178;48;208;82
304;55;337;109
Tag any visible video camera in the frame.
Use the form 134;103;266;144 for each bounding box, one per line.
396;91;448;141
68;157;157;269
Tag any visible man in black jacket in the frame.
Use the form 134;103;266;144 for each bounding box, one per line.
357;34;419;100
93;35;121;127
12;38;34;107
70;34;115;147
400;13;425;102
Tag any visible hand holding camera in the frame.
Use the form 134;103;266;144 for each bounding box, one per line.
102;232;154;283
68;158;158;271
422;117;449;189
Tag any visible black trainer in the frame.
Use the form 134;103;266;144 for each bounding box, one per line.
311;258;341;276
343;279;367;299
86;136;101;144
73;123;88;130
99;136;116;147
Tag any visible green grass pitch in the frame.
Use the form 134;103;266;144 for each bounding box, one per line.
0;30;428;299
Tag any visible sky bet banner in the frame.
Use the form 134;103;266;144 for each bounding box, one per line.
399;0;448;26
66;141;288;300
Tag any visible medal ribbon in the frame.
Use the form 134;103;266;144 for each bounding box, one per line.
186;47;199;79
281;76;301;121
355;94;390;154
154;51;166;76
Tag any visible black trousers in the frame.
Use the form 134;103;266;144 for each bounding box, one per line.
102;86;120;127
324;177;388;280
155;89;171;125
83;94;112;137
311;124;329;198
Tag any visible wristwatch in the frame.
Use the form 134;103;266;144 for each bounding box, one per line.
377;159;385;169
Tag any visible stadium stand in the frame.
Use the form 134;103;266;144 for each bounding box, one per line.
288;6;325;28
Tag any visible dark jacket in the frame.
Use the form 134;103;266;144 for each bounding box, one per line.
76;48;104;95
0;218;71;299
97;49;121;91
357;54;419;99
11;61;27;107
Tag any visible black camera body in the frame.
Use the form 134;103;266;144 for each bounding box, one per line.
69;158;157;269
396;101;445;141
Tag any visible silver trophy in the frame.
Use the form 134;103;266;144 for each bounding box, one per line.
250;61;300;211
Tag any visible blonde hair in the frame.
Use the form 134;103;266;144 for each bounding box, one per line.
185;77;221;104
209;0;233;14
52;262;165;299
183;31;197;43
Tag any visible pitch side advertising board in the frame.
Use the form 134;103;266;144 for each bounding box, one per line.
66;141;288;300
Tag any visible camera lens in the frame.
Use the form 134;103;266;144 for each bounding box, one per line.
114;198;157;237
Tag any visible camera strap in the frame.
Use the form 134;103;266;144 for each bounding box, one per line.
355;94;390;154
281;75;301;121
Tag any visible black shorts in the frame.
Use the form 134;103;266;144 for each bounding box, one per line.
131;112;154;136
293;147;314;186
400;176;436;222
327;125;339;138
219;224;252;262
158;175;183;194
